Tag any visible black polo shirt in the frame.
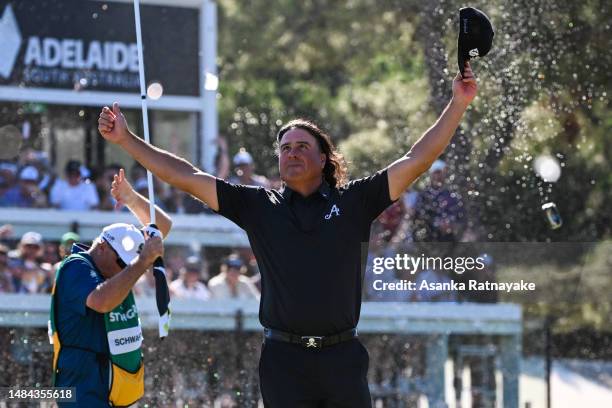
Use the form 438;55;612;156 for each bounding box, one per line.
216;169;393;335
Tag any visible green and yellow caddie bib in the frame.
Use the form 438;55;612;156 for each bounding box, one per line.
49;253;145;407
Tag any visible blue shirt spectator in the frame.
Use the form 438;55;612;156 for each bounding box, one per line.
411;160;465;242
0;166;47;208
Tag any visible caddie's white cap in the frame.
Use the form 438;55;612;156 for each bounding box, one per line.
99;223;144;265
429;159;446;173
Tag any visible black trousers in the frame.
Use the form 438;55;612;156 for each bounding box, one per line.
259;337;372;407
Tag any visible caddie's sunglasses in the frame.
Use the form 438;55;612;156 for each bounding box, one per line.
103;238;127;269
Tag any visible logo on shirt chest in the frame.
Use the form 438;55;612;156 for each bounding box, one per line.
324;204;341;220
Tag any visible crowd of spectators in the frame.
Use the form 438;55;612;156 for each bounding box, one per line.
0;139;275;213
0;226;261;302
0;155;209;214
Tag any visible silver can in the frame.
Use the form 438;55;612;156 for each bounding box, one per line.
541;202;562;230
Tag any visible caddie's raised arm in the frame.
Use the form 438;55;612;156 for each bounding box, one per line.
110;168;173;237
386;62;477;201
98;102;219;211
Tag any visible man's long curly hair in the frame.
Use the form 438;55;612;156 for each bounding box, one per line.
276;119;348;188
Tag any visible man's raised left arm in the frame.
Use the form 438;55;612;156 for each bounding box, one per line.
387;62;477;201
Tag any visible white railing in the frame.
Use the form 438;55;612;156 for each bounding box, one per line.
0;294;521;334
0;208;249;247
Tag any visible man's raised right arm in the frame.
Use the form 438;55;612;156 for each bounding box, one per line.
98;102;219;211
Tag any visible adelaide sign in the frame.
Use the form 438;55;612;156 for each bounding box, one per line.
0;0;200;96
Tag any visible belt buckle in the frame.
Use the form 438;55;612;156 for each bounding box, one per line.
301;336;323;349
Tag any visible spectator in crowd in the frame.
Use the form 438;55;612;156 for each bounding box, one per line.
0;166;48;208
42;241;60;265
169;256;210;301
164;249;187;283
267;175;283;190
235;247;262;291
58;232;80;260
95;163;122;211
213;137;231;179
0;244;14;293
8;231;48;294
0;162;18;182
39;242;60;294
377;199;406;242
51;232;81;277
163;186;208;214
0;224;12;239
133;178;149;197
162;186;184;213
134;269;157;297
208;254;260;300
228;148;270;188
18;148;55;195
131;177;169;211
131;162;148;187
411;160;465;242
214;393;238;408
124;165;169;212
50;160;99;210
0;173;12;203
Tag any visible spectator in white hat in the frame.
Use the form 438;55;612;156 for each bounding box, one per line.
228;148;270;188
0;165;47;208
8;231;46;293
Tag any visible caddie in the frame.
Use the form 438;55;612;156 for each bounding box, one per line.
49;172;171;407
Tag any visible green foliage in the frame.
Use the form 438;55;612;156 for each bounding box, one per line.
338;129;395;177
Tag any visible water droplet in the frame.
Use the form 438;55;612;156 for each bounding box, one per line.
147;82;164;100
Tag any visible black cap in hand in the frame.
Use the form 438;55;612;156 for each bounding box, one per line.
458;7;494;77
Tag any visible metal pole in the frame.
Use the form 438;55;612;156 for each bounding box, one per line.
133;0;171;338
133;0;156;224
201;0;218;172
